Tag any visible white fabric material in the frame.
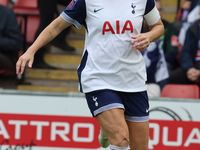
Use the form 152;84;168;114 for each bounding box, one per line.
178;22;192;46
142;39;169;83
147;83;161;97
187;5;200;23
155;42;169;82
144;6;160;26
61;0;160;93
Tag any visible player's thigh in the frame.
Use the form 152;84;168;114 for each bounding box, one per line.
85;89;129;146
126;120;149;150
96;108;129;145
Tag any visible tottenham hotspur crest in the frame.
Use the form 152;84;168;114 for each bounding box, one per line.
131;3;136;14
92;96;98;106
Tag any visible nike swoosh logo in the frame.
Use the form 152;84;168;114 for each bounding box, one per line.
94;8;104;12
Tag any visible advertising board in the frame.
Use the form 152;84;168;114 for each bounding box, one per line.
0;92;199;150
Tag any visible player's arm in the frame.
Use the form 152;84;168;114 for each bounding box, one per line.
16;16;71;74
30;16;70;53
132;4;164;51
145;19;164;42
132;19;164;51
142;19;164;42
142;19;150;33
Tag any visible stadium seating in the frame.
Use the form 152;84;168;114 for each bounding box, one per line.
12;0;40;50
12;0;39;15
0;69;15;76
0;0;7;6
20;15;40;43
161;84;200;99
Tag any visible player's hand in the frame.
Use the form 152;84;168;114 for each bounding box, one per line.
16;50;35;74
131;33;151;51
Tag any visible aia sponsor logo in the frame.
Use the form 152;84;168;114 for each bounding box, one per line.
102;20;133;35
0;113;100;149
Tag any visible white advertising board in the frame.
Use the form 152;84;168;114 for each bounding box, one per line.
0;92;199;150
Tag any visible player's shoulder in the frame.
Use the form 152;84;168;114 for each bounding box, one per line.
144;0;156;15
145;0;155;6
65;0;86;10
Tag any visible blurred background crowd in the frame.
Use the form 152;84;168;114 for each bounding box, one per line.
0;0;200;99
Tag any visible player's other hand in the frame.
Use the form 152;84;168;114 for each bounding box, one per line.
16;50;34;74
131;33;151;51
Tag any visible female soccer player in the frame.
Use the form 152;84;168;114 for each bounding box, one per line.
16;0;164;149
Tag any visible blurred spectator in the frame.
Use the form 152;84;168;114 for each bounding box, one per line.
177;2;200;67
0;4;23;75
33;0;74;69
177;0;200;22
187;0;200;22
11;0;17;4
179;0;192;22
141;0;178;97
182;0;199;12
169;13;200;86
178;21;193;48
142;38;169;97
155;0;180;75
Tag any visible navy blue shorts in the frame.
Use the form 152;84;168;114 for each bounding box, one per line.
85;89;149;122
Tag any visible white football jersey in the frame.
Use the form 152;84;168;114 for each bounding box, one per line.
61;0;160;93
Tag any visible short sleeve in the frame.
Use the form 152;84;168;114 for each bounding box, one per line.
143;0;160;26
60;0;86;29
